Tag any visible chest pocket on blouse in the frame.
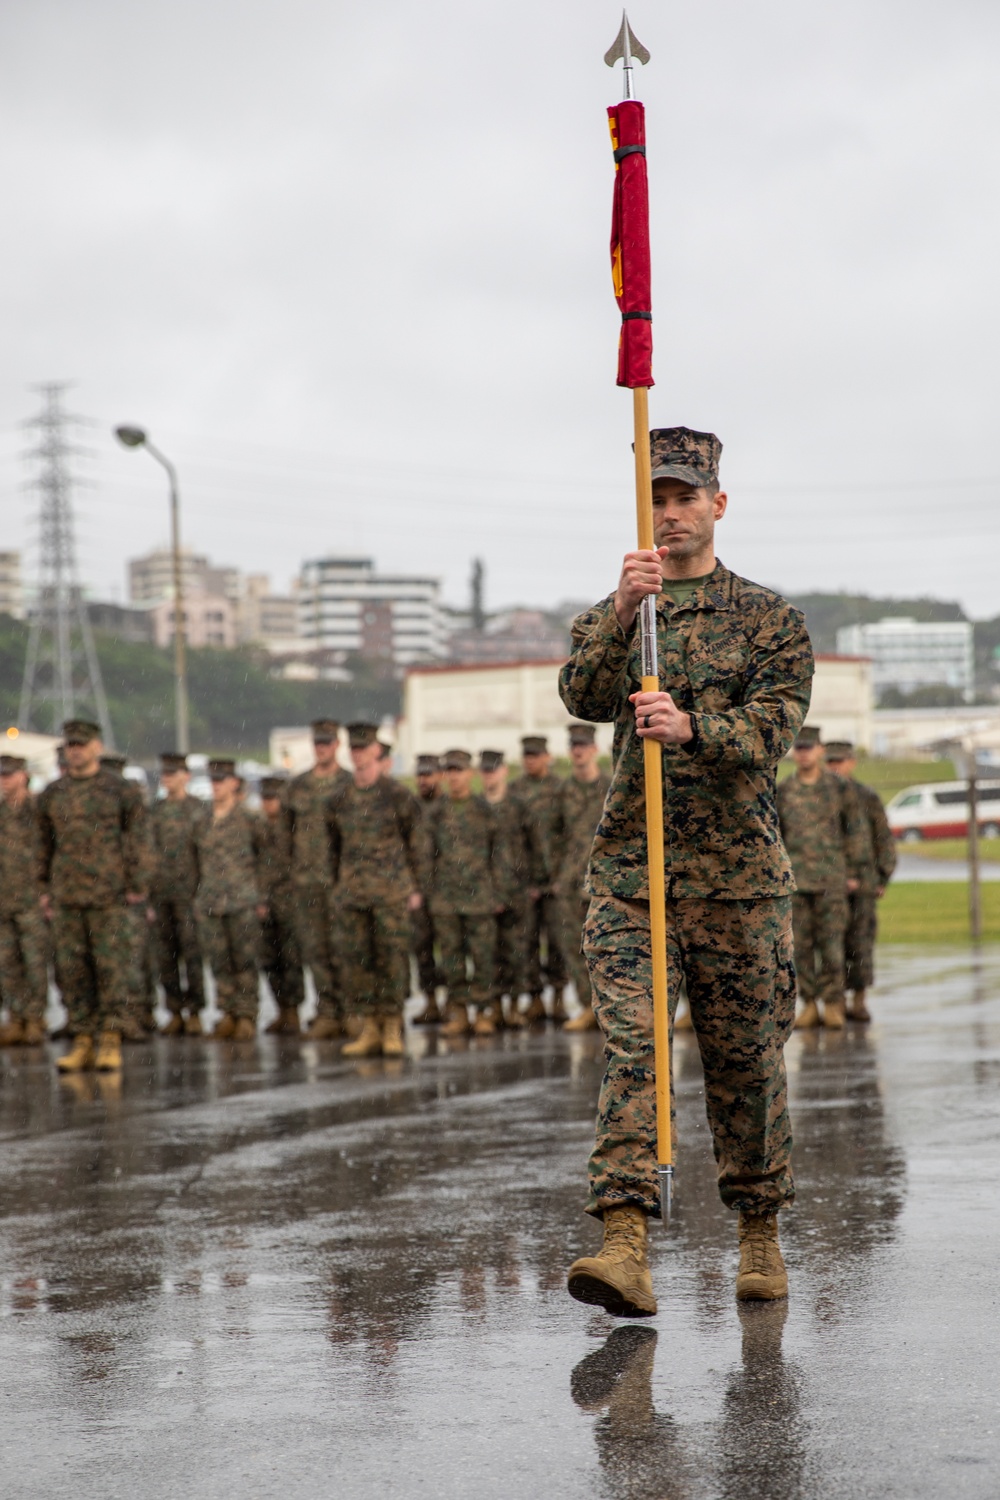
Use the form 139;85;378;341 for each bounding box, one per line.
685;639;748;709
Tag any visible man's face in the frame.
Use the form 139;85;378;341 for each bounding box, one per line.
651;478;727;560
827;756;856;779
313;737;339;771
570;743;598;776
351;743;381;784
416;772;440;800
480;766;507;797
262;794;281;821
64;738;101;775
792;744;825;774
161;768;189;799
445;767;474;799
0;770;27;802
211;774;238;805
523;751;549;779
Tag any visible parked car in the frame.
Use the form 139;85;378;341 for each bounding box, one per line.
885;780;1000;841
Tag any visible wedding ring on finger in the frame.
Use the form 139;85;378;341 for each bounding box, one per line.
643;715;651;729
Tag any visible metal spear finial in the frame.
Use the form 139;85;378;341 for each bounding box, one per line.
604;10;650;100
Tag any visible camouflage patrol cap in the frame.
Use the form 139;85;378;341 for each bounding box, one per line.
648;427;722;488
479;749;505;772
208;757;237;780
0;755;26;774
568;724;597;746
100;753;127;773
311;718;340;743
443;749;472;770
415;754;441;775
159;752;188;772
521;735;548;756
824;741;854;761
348;723;378;749
260;775;286;797
793;726;822;749
62;718;101;745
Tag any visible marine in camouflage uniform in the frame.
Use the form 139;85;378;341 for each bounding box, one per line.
410;753;443;1024
195;758;266;1038
38;719;153;1071
101;751;158;1039
548;725;611;1032
150;752;207;1035
560;428;813;1319
326;724;430;1058
0;755;49;1046
281;718;351;1039
776;726;865;1030
509;734;567;1022
825;740;897;1022
259;774;305;1033
479;749;534;1026
427;749;501;1036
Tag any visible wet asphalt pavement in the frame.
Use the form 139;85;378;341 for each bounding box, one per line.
2;948;1000;1500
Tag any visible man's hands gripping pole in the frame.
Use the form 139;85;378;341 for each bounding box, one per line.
615;546;694;748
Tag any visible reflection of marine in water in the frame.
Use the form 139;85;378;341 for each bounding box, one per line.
715;1302;811;1500
571;1327;691;1500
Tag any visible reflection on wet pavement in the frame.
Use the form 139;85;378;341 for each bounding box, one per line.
2;947;999;1497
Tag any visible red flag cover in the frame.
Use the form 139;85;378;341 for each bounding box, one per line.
608;99;653;389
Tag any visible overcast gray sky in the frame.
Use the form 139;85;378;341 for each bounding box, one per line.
1;0;998;618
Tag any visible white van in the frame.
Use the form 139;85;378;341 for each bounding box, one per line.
885;780;1000;842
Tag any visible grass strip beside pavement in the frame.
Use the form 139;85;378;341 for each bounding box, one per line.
894;836;1000;862
879;882;1000;943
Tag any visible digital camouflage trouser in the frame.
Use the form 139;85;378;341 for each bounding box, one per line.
197;910;261;1020
791;891;847;1007
410;902;438;996
844;892;878;992
333;901;411;1017
0;907;49;1021
124;904;158;1022
294;884;343;1020
260;896;305;1010
51;904;131;1036
153;898;205;1014
526;892;568;997
584;892;796;1219
435;912;497;1011
555;893;592;1010
493;899;529;1003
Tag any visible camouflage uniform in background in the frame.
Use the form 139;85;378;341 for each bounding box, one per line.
427;794;499;1013
549;769;611;1009
411;779;442;999
325;779;430;1018
37;769;153;1037
842;778;896;992
560;558;813;1217
0;793;49;1025
776;771;864;1009
509;769;567;998
259;809;305;1011
194;806;266;1021
488;793;535;1008
150;794;207;1017
281;768;350;1021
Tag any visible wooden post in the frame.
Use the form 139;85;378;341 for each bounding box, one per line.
968;747;982;943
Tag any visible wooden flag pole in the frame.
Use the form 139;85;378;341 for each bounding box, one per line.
632;385;673;1217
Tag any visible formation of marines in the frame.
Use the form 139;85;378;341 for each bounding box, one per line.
0;716;615;1070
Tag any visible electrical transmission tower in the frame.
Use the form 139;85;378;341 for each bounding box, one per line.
18;384;114;745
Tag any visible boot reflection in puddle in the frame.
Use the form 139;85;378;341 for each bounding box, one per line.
572;1327;691;1498
716;1301;808;1500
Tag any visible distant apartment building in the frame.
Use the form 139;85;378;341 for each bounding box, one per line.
150;594;236;650
127;547;298;652
129;547;225;604
0;551;23;618
836;617;974;701
298;557;446;666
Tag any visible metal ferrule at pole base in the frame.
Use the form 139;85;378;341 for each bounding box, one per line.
640;593;658;677
657;1164;674;1222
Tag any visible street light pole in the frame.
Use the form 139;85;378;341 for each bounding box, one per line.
114;427;190;754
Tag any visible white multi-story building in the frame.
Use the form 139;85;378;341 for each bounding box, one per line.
836;617;974;701
297;557;446;666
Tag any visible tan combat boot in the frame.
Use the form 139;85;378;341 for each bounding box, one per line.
441;1003;472;1037
503;999;527;1029
232;1017;256;1040
567;1206;657;1318
304;1015;341;1040
793;1001;821;1029
411;994;441;1025
472;1008;497;1037
847;989;872;1023
563;1005;599;1032
22;1019;47;1046
265;1007;300;1035
550;988;569;1025
735;1212;788;1300
57;1035;95;1073
523;994;547;1026
184;1012;203;1036
823;999;846;1030
210;1014;237;1040
95;1032;123;1072
160;1014;184;1037
0;1017;25;1046
119;1014;148;1043
380;1016;405;1057
342;1017;383;1058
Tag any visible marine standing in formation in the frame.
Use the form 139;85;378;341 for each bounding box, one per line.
777;725;864;1030
559;427;813;1316
478;748;533;1028
825;739;897;1022
510;735;568;1024
259;774;306;1034
0;754;48;1046
548;724;611;1034
150;750;207;1035
194;757;267;1040
410;753;443;1025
